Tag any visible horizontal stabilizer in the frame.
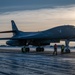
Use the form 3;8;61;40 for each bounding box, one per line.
0;38;12;40
0;30;16;33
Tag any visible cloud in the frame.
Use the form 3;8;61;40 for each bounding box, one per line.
0;4;75;45
0;0;75;13
0;5;75;32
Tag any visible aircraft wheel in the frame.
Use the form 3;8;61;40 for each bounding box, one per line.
65;49;70;53
41;48;44;52
21;47;30;53
22;47;24;53
25;47;30;52
36;47;44;52
36;47;40;52
36;47;39;52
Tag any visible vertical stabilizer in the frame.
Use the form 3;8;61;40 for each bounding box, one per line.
11;20;19;35
11;20;18;31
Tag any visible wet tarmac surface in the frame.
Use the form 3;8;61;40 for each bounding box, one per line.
0;52;75;75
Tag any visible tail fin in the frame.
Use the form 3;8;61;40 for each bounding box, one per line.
11;20;19;31
11;20;19;35
0;20;19;36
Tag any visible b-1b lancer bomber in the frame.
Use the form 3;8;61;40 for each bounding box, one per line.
0;20;75;53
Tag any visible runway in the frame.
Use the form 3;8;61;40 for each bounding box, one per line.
0;47;75;75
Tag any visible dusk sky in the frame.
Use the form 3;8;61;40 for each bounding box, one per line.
0;0;75;45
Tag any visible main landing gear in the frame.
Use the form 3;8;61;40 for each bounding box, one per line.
36;47;44;52
65;40;70;53
21;46;44;53
21;46;30;53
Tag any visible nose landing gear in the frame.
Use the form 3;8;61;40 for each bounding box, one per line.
65;40;70;53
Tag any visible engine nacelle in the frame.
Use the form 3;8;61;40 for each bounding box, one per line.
31;40;50;46
6;40;20;46
31;40;60;46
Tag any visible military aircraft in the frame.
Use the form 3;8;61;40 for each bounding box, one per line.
0;20;75;53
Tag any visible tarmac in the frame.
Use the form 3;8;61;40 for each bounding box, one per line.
0;47;75;75
0;47;75;58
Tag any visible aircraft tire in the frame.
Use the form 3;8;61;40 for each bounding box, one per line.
36;47;38;52
36;47;44;52
22;47;24;53
41;48;44;52
25;47;30;52
36;47;40;52
21;47;30;53
65;49;70;53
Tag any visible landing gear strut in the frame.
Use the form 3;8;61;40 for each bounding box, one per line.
21;46;30;53
65;40;70;53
